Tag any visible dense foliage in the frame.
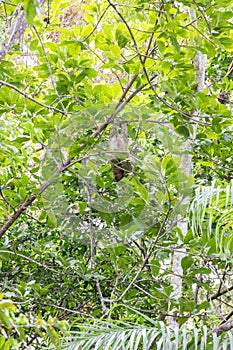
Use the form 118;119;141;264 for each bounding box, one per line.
0;0;233;348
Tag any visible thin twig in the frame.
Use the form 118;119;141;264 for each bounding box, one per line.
0;250;62;273
35;301;96;318
108;1;192;120
85;181;109;314
0;80;65;114
33;25;69;119
225;59;233;78
192;0;211;33
82;4;111;41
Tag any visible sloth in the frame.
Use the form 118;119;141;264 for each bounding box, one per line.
109;122;131;181
218;90;229;105
110;158;131;182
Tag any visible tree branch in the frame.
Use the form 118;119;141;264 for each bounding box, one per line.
0;194;37;238
208;285;233;302
0;1;46;61
211;319;233;336
92;74;157;137
0;80;66;115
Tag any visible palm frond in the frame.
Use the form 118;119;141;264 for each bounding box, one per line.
189;180;233;253
60;319;233;350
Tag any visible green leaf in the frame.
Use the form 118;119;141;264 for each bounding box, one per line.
150;260;160;276
176;125;190;137
204;42;216;57
219;38;233;51
197;160;214;168
108;45;121;59
211;117;222;134
181;256;194;272
170;35;180;52
161;61;171;75
30;39;39;51
85;68;98;78
157;40;166;54
0;310;11;327
161;155;178;175
192;268;211;275
24;0;39;26
197;301;210;311
81;24;94;38
115;28;129;48
0;300;16;310
180;300;196;312
46;212;57;227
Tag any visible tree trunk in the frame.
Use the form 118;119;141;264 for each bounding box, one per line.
167;8;206;328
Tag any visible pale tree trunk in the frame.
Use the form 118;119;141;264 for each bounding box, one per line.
167;8;206;328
